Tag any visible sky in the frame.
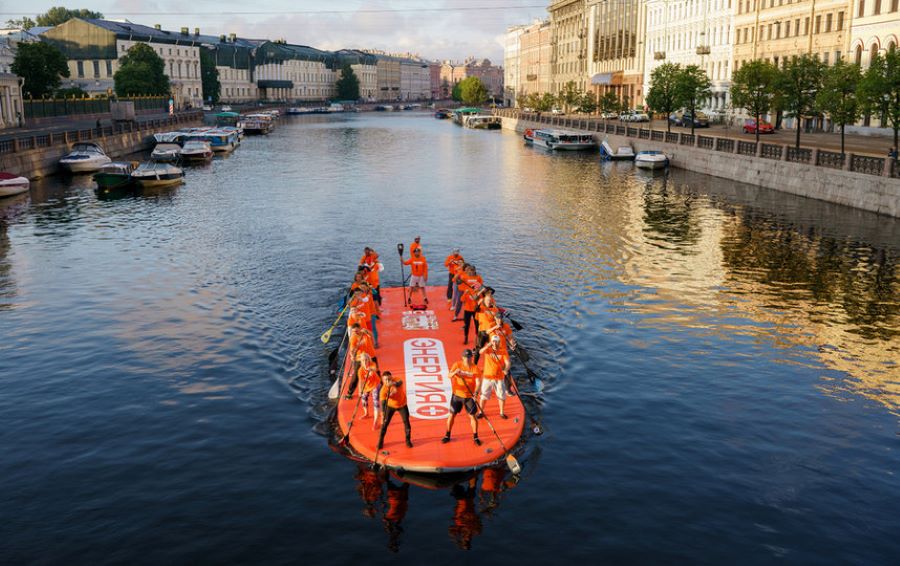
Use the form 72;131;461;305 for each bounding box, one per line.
0;0;550;63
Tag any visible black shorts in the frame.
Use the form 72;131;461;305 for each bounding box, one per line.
450;394;477;415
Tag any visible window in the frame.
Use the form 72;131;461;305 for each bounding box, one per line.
77;61;84;78
835;50;842;61
804;17;810;34
106;61;112;76
855;45;863;64
826;13;832;32
858;0;865;17
823;52;829;64
874;0;882;14
93;60;100;77
795;19;800;35
837;12;844;30
815;15;821;34
892;0;899;12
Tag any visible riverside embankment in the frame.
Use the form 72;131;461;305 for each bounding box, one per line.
0;111;204;179
497;110;900;218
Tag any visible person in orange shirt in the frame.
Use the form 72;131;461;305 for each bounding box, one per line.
443;248;463;305
442;349;482;445
346;323;376;398
357;353;382;425
347;306;369;331
456;265;484;343
473;291;499;362
377;371;413;449
350;284;380;347
361;263;382;306
360;246;379;270
486;312;516;352
409;236;421;257
478;335;511;419
403;247;429;304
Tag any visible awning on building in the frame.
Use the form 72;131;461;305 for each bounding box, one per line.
591;73;613;85
257;80;294;89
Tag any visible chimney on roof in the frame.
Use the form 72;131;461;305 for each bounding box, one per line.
154;24;161;30
181;27;188;35
194;28;200;36
229;32;236;42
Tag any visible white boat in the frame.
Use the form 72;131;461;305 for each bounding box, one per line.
0;172;29;197
600;139;635;161
131;161;184;188
463;115;502;129
523;128;535;144
59;142;112;173
241;114;274;135
532;129;596;150
179;140;213;162
287;107;312;115
634;150;669;170
151;143;181;162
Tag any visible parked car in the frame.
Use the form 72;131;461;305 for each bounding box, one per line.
551;107;564;115
600;111;619;120
220;105;232;112
201;104;213;111
743;118;775;134
621;110;650;122
670;111;709;127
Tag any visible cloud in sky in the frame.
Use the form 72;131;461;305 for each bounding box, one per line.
7;0;549;62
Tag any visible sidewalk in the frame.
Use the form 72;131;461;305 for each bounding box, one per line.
0;111;191;142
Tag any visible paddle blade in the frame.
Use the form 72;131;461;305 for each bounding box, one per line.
320;328;333;344
328;378;340;400
506;454;522;475
517;346;530;362
510;318;523;331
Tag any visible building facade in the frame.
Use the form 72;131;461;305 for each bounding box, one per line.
199;33;259;103
549;0;589;93
504;25;526;105
645;0;735;111
336;50;378;101
399;56;431;101
254;42;337;101
848;0;899;67
587;0;647;108
519;20;553;98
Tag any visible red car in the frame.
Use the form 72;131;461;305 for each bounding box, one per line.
743;119;774;134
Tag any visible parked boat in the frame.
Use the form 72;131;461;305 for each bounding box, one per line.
531;129;596;151
0;172;29;198
600;139;635;161
215;111;240;128
523;128;535;144
464;115;502;129
179;140;213;162
434;109;451;119
151;143;182;162
93;161;137;192
241;114;274;135
131;162;184;188
452;107;481;125
287;107;313;115
192;129;239;153
59;142;112;173
634;150;669;170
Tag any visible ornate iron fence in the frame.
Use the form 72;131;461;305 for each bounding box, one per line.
761;143;782;159
737;141;757;156
786;147;812;163
850;154;885;176
697;135;714;149
716;138;735;152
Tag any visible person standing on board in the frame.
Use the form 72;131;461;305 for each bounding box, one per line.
457;265;484;343
403;247;429;305
358;353;382;425
442;349;482;445
409;236;422;257
346;323;376;399
377;371;413;449
362;264;382;306
479;335;511;419
444;248;464;306
360;246;379;270
474;290;499;362
350;284;380;347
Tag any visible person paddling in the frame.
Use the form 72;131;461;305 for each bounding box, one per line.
346;323;376;399
444;248;464;307
377;371;413;449
457;265;484;344
409;236;422;257
403;247;429;305
357;353;382;426
442;349;482;445
350;284;380;347
478;335;511;419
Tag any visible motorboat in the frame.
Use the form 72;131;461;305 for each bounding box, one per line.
93;161;137;192
241;114;274;135
531;129;596;151
0;172;29;197
179;140;213;162
151;143;182;162
287;107;313;115
452;107;481;125
434;109;451;119
600;139;635;161
523;128;535;144
59;142;112;173
131;161;184;188
463;115;502;129
634;151;669;170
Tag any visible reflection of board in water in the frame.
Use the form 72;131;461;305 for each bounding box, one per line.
401;310;439;330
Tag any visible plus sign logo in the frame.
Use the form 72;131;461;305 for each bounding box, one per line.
417;404;450;418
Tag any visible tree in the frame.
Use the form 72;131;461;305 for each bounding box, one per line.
731;60;779;143
11;41;69;98
777;54;826;149
451;81;462;102
5;17;36;30
199;49;220;104
35;7;103;27
577;91;597;114
536;92;556;112
619;94;632;113
458;76;488;106
114;43;170;97
816;61;862;156
335;63;360;101
646;63;683;132
675;64;712;135
558;80;582;113
599;91;619;120
859;46;900;157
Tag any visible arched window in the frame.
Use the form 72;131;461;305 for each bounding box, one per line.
871;43;880;65
855;45;863;64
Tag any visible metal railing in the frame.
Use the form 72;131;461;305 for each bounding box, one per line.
816;150;845;169
786;147;812;164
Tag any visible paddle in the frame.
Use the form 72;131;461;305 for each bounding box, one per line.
328;329;349;400
511;344;543;390
321;301;351;344
460;378;521;475
397;243;407;306
339;377;366;445
508;377;543;436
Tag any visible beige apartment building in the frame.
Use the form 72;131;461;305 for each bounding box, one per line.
549;0;589;93
733;0;851;70
848;0;899;67
504;25;526;105
519;20;553;98
586;0;647;108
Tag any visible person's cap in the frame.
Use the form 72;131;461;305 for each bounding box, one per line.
452;248;460;254
491;335;501;344
462;349;473;357
415;236;421;241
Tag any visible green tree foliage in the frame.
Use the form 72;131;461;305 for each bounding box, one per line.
36;7;104;26
458;76;488;106
114;43;170;97
451;81;462;102
558;80;582;113
11;41;70;98
577;91;597;114
537;92;556;112
859;46;900;155
646;63;682;132
731;60;779;143
598;91;619;118
5;17;36;30
199;49;220;103
777;54;826;149
335;63;360;101
55;86;88;98
816;61;862;156
675;64;712;134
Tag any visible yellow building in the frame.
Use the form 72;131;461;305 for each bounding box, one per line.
586;0;647;108
848;0;899;66
549;0;589;94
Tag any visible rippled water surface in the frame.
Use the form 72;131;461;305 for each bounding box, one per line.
2;113;899;563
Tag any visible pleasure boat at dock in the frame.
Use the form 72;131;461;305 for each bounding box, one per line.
93;161;137;192
240;114;274;135
530;129;596;151
464;115;502;129
179;140;213;162
131;161;184;188
59;142;112;173
151;143;181;162
600;139;635;161
0;172;29;197
634;150;669;170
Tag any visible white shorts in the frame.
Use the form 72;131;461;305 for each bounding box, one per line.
479;378;507;401
409;275;426;288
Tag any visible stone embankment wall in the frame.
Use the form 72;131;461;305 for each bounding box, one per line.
499;113;900;218
0;112;204;180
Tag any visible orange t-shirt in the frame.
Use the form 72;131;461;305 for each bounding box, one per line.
347;310;369;329
364;267;380;287
444;253;463;273
404;255;428;277
481;349;509;380
475;309;497;332
358;366;380;394
450;360;480;398
350;331;375;359
360;252;379;269
459;275;484;311
351;292;377;317
380;381;408;408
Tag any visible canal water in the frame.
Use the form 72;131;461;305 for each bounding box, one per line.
1;113;898;563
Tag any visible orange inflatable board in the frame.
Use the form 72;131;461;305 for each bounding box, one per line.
337;286;525;473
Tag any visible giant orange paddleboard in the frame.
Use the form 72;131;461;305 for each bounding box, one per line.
337;286;525;473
